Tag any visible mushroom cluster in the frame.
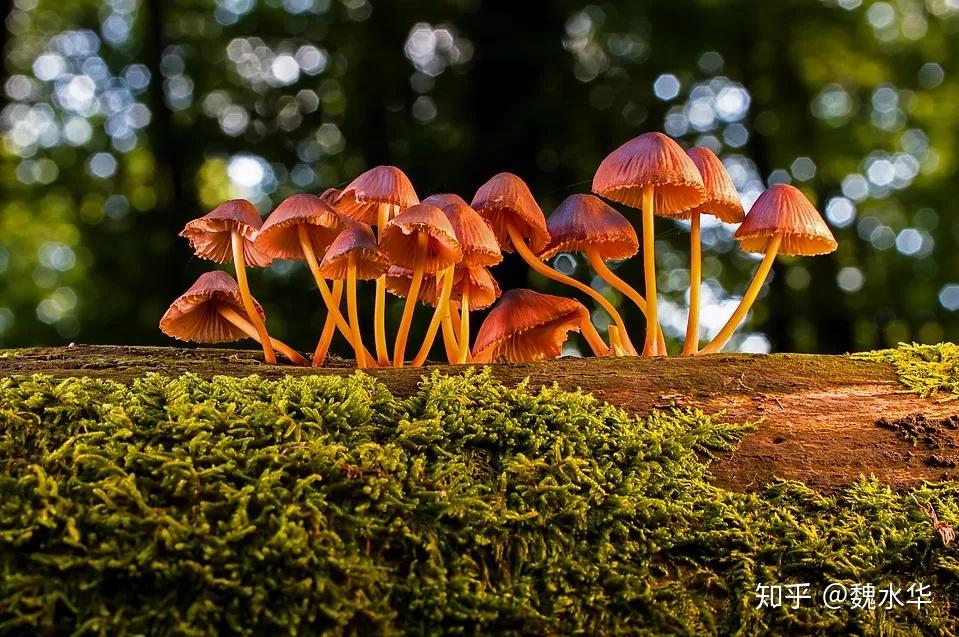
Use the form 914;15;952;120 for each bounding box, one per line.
162;131;837;366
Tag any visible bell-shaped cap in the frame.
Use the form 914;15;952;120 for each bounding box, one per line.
685;147;745;223
318;221;389;280
472;289;587;363
159;271;264;343
540;194;639;261
592;132;706;215
385;266;445;307
255;193;344;260
443;201;502;267
180;199;272;267
422;192;470;211
386;264;500;309
334;165;419;225
735;184;838;256
380;203;463;273
470;172;550;254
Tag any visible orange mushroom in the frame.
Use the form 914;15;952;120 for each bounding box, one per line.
318;220;389;368
471;172;627;356
593;132;706;355
472;288;607;363
180;199;277;364
160;271;306;365
682;147;745;355
380;203;462;367
335;166;419;366
698;184;838;354
422;192;470;210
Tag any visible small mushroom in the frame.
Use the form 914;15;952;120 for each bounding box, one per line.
472;289;606;363
160;271;307;365
380;203;463;367
698;184;837;354
318;220;389;368
593;132;706;355
421;192;470;210
180;199;277;363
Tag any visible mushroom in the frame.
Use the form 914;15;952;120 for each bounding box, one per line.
472;288;607;363
682;147;745;355
160;271;307;365
422;192;470;210
180;199;277;363
380;203;463;367
470;172;628;356
698;184;838;354
592;132;706;355
253;193;350;366
318;220;390;368
335;166;419;366
540;193;665;355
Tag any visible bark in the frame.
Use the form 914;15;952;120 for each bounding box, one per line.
2;345;957;492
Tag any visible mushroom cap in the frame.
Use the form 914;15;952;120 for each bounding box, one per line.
318;220;389;280
443;201;503;267
159;271;264;344
319;187;341;205
735;184;838;256
334;165;419;224
422;192;470;210
255;193;344;260
180;199;272;267
592;132;706;216
386;264;501;309
685;147;745;223
472;288;587;363
385;266;445;307
470;172;551;254
380;203;463;273
540;194;639;261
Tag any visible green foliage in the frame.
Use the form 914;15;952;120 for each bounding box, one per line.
1;369;957;634
854;342;959;400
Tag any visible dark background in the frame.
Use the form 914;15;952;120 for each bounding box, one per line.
2;0;957;356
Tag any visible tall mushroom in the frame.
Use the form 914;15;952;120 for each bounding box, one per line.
472;288;606;363
698;184;838;354
318;220;389;368
253;193;349;366
592;132;706;355
160;271;307;365
180;199;277;363
682;147;745;355
470;172;626;356
335;166;419;366
380;203;463;367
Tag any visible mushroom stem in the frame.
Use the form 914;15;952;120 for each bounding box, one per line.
640;185;660;357
506;223;622;355
373;203;392;366
312;280;343;367
297;225;376;365
585;246;667;356
698;233;783;355
393;232;429;367
346;254;368;368
441;304;460;363
216;305;307;366
608;325;628;356
231;231;276;364
456;287;470;364
412;266;455;367
578;316;610;357
683;212;703;356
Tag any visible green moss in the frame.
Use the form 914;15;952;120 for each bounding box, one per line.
0;369;957;635
854;342;959;401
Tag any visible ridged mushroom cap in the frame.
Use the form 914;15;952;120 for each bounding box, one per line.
159;271;264;343
422;193;470;210
334;165;419;225
180;199;272;267
472;289;587;363
470;172;551;254
685;147;745;223
592;132;706;216
386;264;500;309
318;221;389;280
443;201;502;267
540;194;639;261
380;203;463;273
734;184;838;256
254;193;344;260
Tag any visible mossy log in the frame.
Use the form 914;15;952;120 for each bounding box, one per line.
2;344;957;492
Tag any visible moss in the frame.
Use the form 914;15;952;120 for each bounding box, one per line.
854;342;959;401
0;369;957;635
